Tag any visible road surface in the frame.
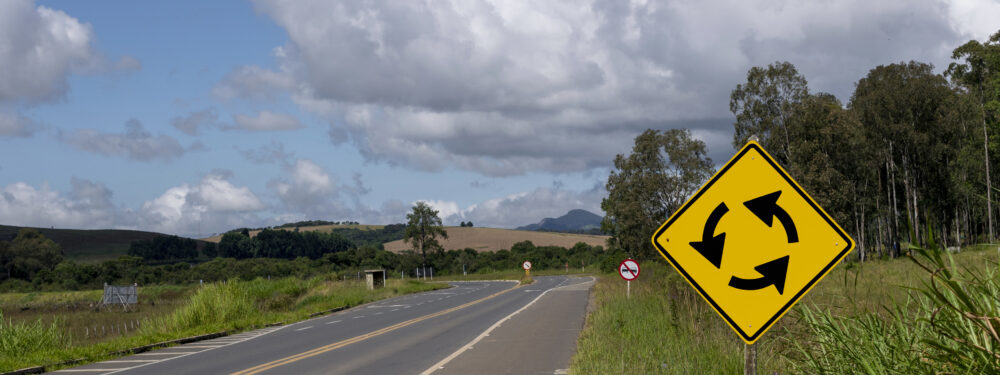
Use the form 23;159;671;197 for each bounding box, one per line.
50;275;593;375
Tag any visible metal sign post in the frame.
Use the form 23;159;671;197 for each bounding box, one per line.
522;261;532;277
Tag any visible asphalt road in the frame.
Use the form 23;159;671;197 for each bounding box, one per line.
51;275;593;375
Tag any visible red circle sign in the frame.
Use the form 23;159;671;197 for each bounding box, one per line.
522;261;532;270
619;259;640;281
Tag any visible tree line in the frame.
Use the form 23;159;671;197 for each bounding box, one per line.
603;31;1000;261
0;228;609;292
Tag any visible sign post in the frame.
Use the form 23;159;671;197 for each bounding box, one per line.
522;260;532;277
651;140;854;370
618;259;640;298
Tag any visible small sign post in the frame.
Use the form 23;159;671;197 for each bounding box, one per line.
618;259;640;298
522;260;532;277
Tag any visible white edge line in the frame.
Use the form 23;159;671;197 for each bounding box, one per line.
419;276;594;375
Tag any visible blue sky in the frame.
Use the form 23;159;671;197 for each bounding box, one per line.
1;0;997;237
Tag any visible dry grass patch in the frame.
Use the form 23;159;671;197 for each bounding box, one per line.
383;227;609;252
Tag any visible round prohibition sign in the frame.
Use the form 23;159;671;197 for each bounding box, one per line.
619;259;640;281
522;261;532;270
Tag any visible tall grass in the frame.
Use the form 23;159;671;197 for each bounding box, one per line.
572;245;1000;374
0;312;69;359
571;262;748;374
792;246;1000;374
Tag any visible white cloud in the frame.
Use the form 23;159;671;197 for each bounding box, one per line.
236;0;985;176
0;178;116;229
0;0;98;104
229;110;303;131
171;108;221;136
236;140;294;165
270;159;340;216
0;111;42;137
62;119;195;161
946;0;1000;40
213;65;295;101
139;173;266;235
418;200;462;220
114;55;142;72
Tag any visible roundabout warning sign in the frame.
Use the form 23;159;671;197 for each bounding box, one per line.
651;140;854;344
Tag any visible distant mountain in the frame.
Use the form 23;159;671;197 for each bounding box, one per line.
516;209;604;233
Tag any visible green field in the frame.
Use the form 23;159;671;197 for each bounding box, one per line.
571;244;1000;373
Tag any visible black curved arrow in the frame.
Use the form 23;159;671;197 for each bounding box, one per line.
689;202;728;269
727;255;789;294
744;191;798;243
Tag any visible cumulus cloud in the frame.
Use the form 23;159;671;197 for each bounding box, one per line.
228;110;303;131
171;108;221;136
0;178;117;229
61;119;195;161
270;159;338;214
0;0;99;104
0;111;43;137
138;173;266;235
230;0;993;176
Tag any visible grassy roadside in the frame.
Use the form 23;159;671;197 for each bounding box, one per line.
0;276;445;372
570;245;1000;374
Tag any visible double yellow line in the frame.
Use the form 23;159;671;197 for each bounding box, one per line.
231;283;520;375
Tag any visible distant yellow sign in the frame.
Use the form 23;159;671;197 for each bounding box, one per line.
651;140;853;344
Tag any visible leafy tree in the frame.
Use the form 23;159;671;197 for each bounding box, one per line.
730;61;809;166
404;202;448;272
467;221;474;227
219;231;254;259
1;229;63;280
601;129;714;258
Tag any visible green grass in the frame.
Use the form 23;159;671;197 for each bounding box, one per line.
0;276;445;372
571;245;1000;374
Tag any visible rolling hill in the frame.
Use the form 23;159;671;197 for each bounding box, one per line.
0;225;177;263
199;224;386;243
383;227;609;253
516;209;603;233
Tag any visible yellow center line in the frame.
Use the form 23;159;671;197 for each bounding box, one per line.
231;283;521;375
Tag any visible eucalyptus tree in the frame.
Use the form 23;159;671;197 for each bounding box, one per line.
601;129;714;259
730;61;809;166
850;61;963;252
946;30;1000;242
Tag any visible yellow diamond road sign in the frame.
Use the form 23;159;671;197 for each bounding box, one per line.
651;140;854;344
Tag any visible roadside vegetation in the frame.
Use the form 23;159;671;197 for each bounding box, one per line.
574;30;1000;373
572;245;1000;374
0;276;445;372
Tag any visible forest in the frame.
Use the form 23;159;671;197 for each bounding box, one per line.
603;31;1000;262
